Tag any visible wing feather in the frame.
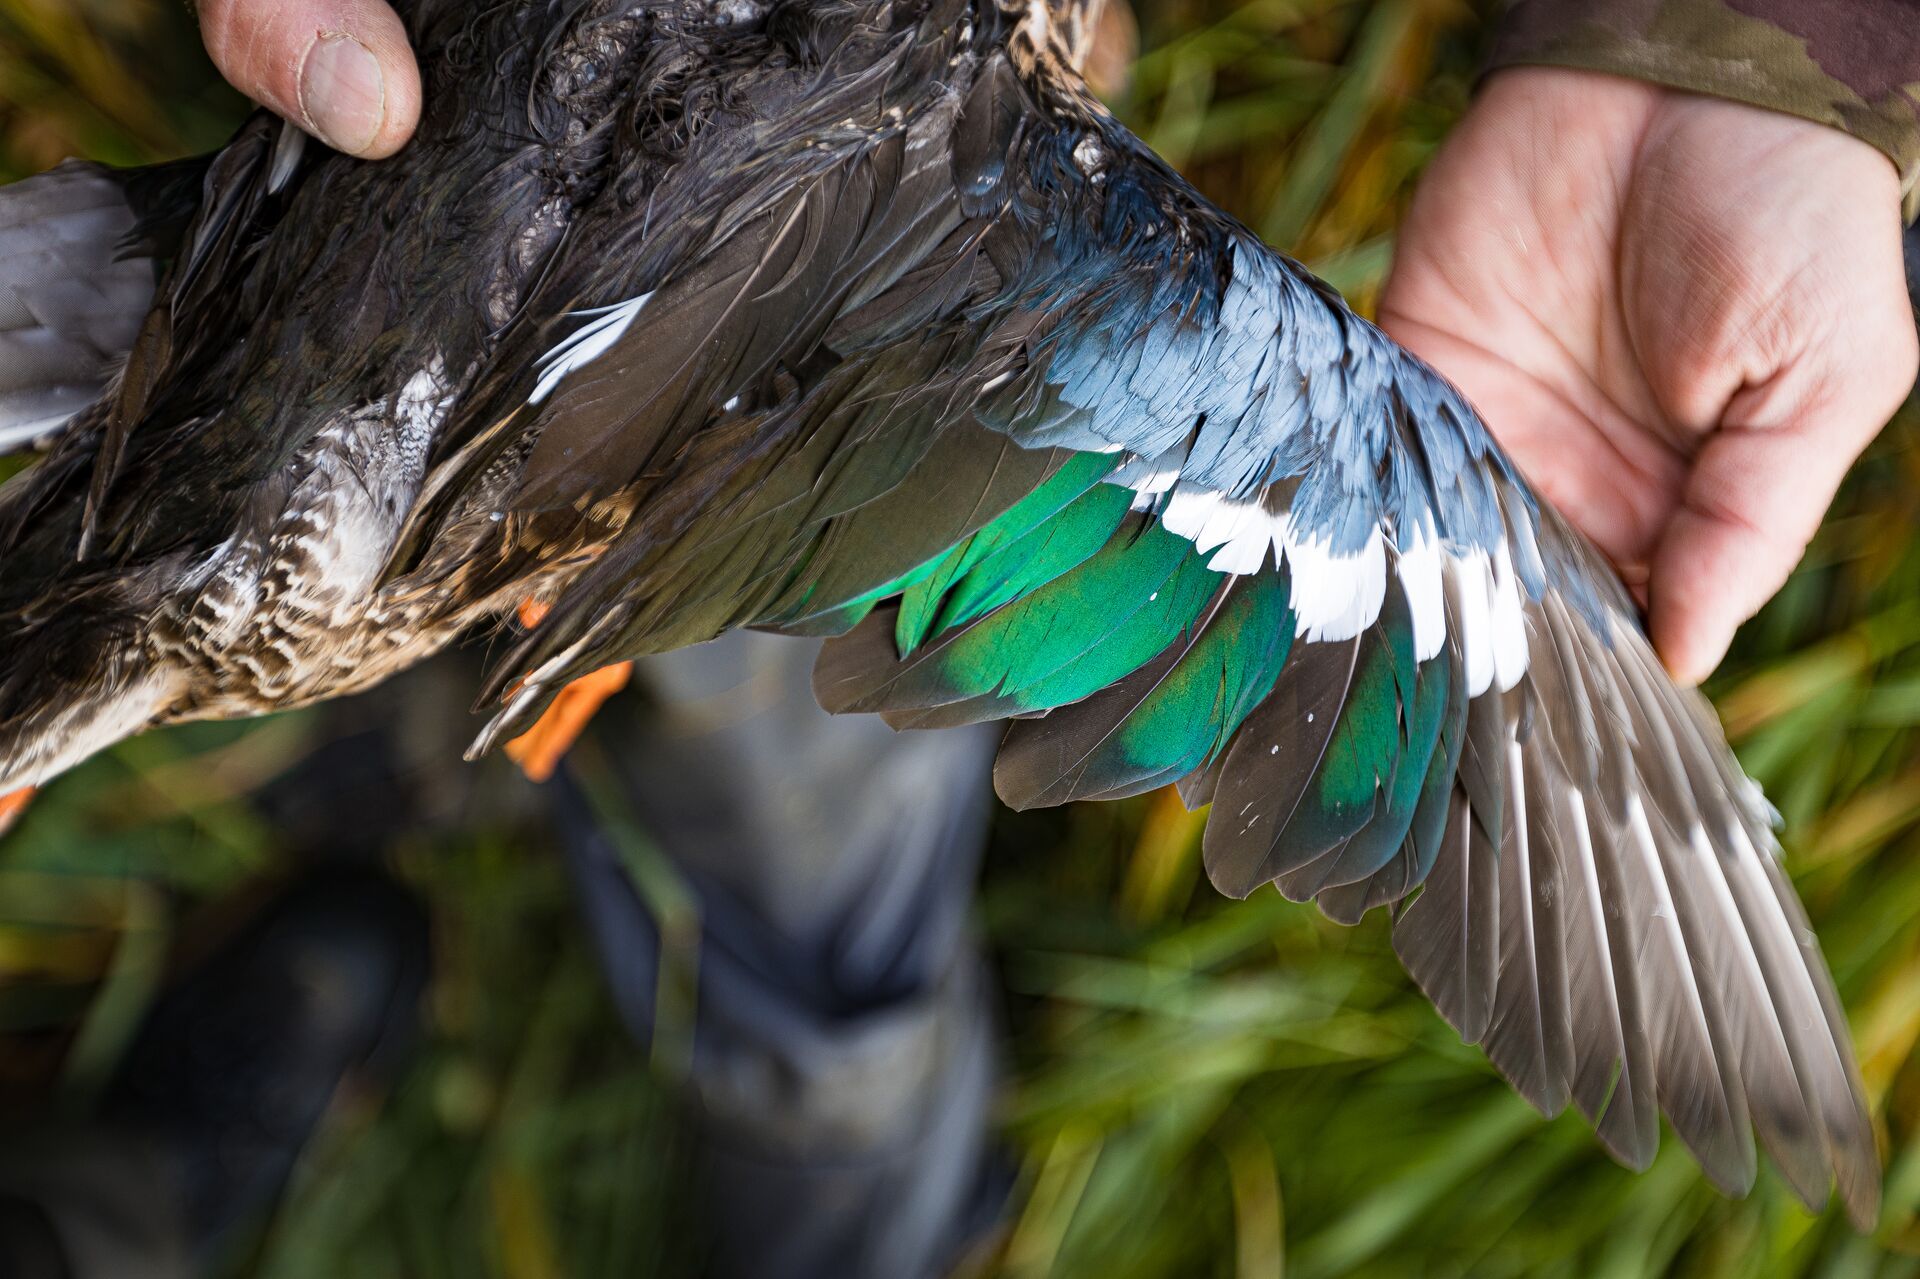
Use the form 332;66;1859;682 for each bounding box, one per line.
1480;734;1573;1116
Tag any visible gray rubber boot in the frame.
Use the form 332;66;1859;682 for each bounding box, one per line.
554;630;1008;1279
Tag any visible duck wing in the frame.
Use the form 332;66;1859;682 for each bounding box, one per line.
411;22;1876;1222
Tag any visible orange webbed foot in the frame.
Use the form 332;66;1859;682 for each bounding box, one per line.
0;787;36;836
503;598;632;783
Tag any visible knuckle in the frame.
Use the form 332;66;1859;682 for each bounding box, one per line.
1818;290;1919;434
1878;307;1920;392
1684;476;1775;548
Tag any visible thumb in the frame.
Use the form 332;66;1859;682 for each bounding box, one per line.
197;0;421;159
1650;342;1914;685
1648;426;1831;687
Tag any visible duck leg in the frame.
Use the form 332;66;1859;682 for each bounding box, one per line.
503;600;632;783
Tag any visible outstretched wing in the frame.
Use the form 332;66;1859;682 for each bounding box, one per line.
408;21;1875;1223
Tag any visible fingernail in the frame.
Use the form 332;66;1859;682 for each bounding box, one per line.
299;34;386;155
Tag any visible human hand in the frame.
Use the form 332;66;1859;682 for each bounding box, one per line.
196;0;421;159
1380;67;1919;685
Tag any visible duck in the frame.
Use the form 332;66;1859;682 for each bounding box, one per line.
0;0;1890;1223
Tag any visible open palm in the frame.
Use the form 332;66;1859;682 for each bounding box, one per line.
1381;68;1918;684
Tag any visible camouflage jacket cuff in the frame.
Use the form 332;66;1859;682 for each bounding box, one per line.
1490;0;1920;221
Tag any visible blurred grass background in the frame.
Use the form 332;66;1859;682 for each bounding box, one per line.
4;0;1920;1274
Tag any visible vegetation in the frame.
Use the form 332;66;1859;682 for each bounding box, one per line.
4;1;1920;1274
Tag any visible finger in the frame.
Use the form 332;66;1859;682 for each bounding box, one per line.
1649;323;1917;685
1649;432;1831;686
197;0;420;159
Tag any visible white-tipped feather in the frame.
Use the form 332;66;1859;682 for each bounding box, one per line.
1489;539;1530;692
1133;470;1528;693
1159;486;1240;550
1207;519;1273;573
1449;548;1495;697
1142;481;1525;670
1157;486;1213;541
1208;502;1277;574
1110;452;1183;498
1396;517;1446;662
1273;520;1383;642
529;293;653;404
1133;475;1527;701
1133;467;1182;495
1156;486;1283;575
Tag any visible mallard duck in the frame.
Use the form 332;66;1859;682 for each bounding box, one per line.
0;0;1891;1222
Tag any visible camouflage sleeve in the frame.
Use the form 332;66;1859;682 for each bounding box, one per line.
1490;0;1920;218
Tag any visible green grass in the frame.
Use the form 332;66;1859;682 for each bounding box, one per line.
6;1;1920;1275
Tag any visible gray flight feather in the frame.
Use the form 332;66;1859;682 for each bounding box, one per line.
0;162;156;452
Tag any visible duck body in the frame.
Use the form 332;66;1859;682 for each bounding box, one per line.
0;0;1137;781
0;0;1892;1222
2;0;662;779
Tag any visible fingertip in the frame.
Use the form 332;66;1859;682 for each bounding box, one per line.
199;0;420;159
1646;548;1709;687
1648;599;1731;689
1647;506;1793;688
339;2;422;159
